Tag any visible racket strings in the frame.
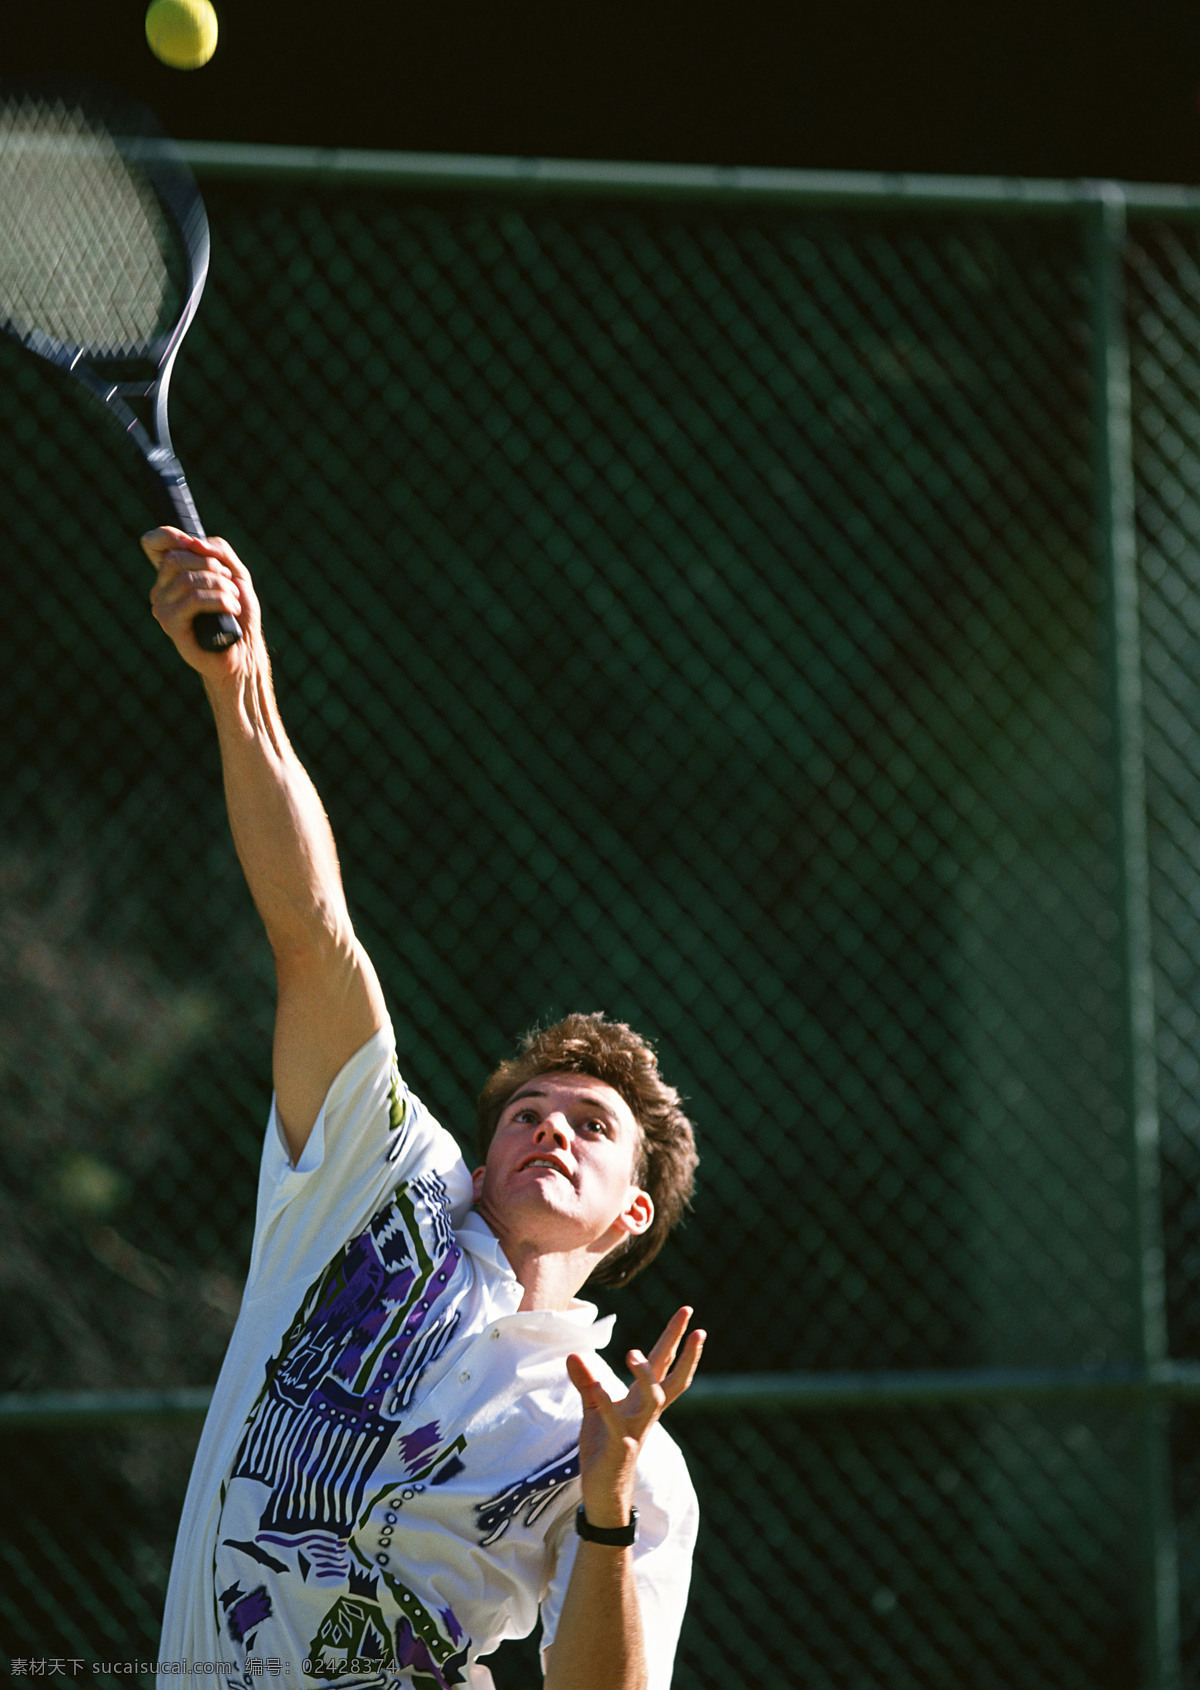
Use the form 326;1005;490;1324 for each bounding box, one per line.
0;97;180;357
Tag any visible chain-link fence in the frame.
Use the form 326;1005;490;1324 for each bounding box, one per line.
2;151;1200;1688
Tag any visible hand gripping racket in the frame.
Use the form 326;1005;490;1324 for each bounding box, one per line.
0;84;240;651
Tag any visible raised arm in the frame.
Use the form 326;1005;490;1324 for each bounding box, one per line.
144;527;387;1160
545;1308;705;1690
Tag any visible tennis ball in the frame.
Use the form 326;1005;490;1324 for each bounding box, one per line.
145;0;219;70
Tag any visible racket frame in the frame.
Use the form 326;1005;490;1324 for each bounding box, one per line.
0;108;239;648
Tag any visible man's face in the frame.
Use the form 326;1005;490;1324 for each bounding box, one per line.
472;1071;653;1262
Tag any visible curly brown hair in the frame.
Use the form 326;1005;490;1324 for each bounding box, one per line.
475;1012;698;1287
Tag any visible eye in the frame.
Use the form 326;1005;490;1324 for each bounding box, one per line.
583;1118;610;1136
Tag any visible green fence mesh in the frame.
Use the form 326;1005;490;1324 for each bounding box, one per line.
2;156;1200;1688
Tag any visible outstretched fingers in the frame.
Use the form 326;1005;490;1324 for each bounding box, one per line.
566;1351;613;1412
645;1305;694;1380
628;1312;706;1410
567;1351;636;1444
661;1326;705;1406
567;1308;706;1445
641;1305;706;1400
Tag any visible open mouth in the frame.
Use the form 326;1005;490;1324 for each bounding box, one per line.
519;1156;571;1179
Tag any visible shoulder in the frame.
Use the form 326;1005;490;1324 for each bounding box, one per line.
249;1023;474;1294
298;1024;467;1188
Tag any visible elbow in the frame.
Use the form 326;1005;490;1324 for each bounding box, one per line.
269;912;359;984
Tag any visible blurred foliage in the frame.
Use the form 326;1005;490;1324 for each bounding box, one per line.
0;847;242;1393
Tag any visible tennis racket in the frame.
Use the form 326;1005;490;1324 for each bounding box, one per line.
0;83;240;651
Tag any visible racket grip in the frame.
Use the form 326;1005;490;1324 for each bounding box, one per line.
152;449;242;652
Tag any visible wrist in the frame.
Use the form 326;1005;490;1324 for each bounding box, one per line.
202;658;254;714
576;1503;638;1546
578;1480;636;1532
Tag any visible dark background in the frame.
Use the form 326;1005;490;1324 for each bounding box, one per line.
4;5;1199;1686
5;0;1200;181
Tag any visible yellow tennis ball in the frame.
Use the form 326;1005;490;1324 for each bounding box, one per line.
145;0;219;70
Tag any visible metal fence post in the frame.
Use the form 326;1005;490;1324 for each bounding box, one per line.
1089;182;1180;1690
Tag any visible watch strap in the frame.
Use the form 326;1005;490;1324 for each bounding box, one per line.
575;1503;638;1546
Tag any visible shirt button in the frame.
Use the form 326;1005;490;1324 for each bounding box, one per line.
459;1371;471;1383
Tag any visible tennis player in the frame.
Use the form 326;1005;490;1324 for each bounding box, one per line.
145;527;704;1690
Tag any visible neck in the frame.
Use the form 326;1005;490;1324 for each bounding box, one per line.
507;1240;599;1312
476;1214;610;1311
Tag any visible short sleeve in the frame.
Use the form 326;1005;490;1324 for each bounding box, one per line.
243;1021;474;1300
537;1424;699;1690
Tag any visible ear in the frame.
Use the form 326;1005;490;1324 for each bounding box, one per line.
616;1187;654;1238
471;1164;486;1204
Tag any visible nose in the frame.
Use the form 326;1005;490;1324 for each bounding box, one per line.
533;1112;571;1148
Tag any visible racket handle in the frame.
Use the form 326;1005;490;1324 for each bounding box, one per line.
151;448;242;653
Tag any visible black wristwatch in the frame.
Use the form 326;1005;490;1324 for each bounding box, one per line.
575;1504;638;1547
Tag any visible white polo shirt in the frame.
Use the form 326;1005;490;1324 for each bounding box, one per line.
158;1026;697;1690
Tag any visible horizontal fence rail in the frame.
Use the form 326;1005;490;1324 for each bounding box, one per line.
9;1365;1200;1432
181;141;1200;217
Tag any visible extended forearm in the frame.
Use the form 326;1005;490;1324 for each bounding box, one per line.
205;648;352;962
543;1542;646;1690
147;528;385;1152
553;1319;704;1690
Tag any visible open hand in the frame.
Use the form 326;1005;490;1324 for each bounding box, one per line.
566;1306;704;1529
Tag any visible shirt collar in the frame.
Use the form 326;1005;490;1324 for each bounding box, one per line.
457;1209;616;1350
